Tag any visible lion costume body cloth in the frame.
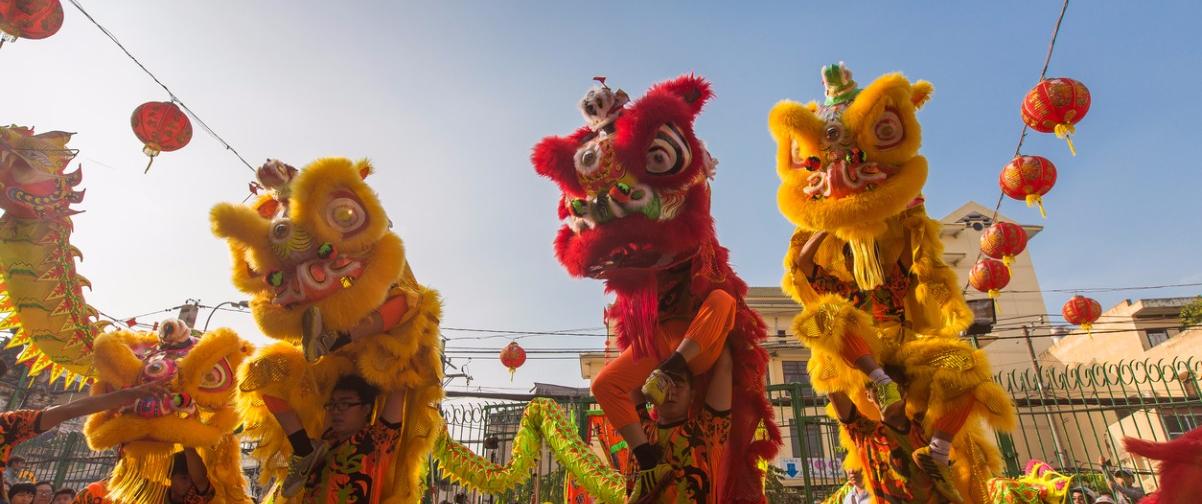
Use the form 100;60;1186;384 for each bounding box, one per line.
768;64;1016;503
83;325;253;504
532;75;781;503
211;158;443;504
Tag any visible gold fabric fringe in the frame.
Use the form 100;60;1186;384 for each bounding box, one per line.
849;236;884;291
106;446;174;504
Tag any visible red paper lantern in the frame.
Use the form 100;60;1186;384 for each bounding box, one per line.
969;258;1010;299
499;341;526;381
1021;78;1091;156
1062;295;1102;334
131;101;193;173
0;0;64;44
980;221;1028;268
1000;155;1057;218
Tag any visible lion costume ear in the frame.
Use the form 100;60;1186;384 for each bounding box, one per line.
648;74;714;116
911;81;934;109
355;158;374;179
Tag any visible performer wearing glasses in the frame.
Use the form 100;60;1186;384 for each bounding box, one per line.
271;374;408;502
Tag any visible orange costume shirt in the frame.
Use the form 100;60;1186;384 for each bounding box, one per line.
0;410;42;466
302;419;402;504
643;406;732;504
840;406;945;504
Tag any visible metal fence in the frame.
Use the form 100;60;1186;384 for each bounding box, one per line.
5;358;1199;503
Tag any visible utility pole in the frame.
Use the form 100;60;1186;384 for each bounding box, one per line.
1024;323;1069;468
177;299;201;327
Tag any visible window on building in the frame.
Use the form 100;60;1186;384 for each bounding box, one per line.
781;360;814;396
776;329;787;337
1162;410;1202;439
788;420;826;458
1146;328;1171;348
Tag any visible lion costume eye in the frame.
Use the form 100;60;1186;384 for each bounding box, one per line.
325;197;366;234
574;142;602;175
646;124;691;175
199;359;233;392
873;110;905;149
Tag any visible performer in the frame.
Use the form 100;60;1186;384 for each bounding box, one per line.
270;374;407;502
213;158;444;504
167;449;213;504
769;63;1016;503
531;75;781;502
627;345;733;504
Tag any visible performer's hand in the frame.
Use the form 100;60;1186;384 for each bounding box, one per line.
116;380;169;404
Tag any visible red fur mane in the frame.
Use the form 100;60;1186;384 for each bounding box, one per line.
1124;427;1202;504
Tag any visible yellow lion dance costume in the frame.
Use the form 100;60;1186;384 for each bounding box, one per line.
769;63;1016;503
83;321;253;503
211;157;443;503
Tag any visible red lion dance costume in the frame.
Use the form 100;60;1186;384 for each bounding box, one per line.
531;75;780;503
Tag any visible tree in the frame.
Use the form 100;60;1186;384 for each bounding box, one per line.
1182;296;1202;329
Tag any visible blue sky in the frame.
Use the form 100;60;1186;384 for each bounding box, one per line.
3;1;1199;392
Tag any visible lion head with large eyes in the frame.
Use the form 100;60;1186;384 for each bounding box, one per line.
83;321;252;503
769;63;933;236
210;158;412;342
532;75;719;281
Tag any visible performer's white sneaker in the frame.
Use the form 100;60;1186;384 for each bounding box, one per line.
281;442;328;498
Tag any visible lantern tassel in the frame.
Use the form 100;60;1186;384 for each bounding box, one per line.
1002;255;1015;272
1025;194;1048;219
1081;322;1093;337
1054;123;1078;156
143;156;155;174
508;368;515;382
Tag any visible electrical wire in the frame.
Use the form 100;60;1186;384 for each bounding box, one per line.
65;0;256;173
962;0;1072;295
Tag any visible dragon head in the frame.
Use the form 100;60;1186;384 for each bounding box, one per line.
769;63;933;236
0;125;85;220
211;158;411;341
532;75;719;282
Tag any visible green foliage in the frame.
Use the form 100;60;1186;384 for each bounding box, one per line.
1182;296;1202;328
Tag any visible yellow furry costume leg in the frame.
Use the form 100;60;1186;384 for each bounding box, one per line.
892;337;1017;504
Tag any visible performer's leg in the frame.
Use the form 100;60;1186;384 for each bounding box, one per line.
264;394;328;497
643;290;736;405
929;399;974;465
303;294;412;361
592;349;662;469
839;332;904;424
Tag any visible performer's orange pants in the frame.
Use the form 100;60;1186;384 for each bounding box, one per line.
592;290;736;430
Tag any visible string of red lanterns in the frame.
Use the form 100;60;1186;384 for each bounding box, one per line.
970;1;1096;334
